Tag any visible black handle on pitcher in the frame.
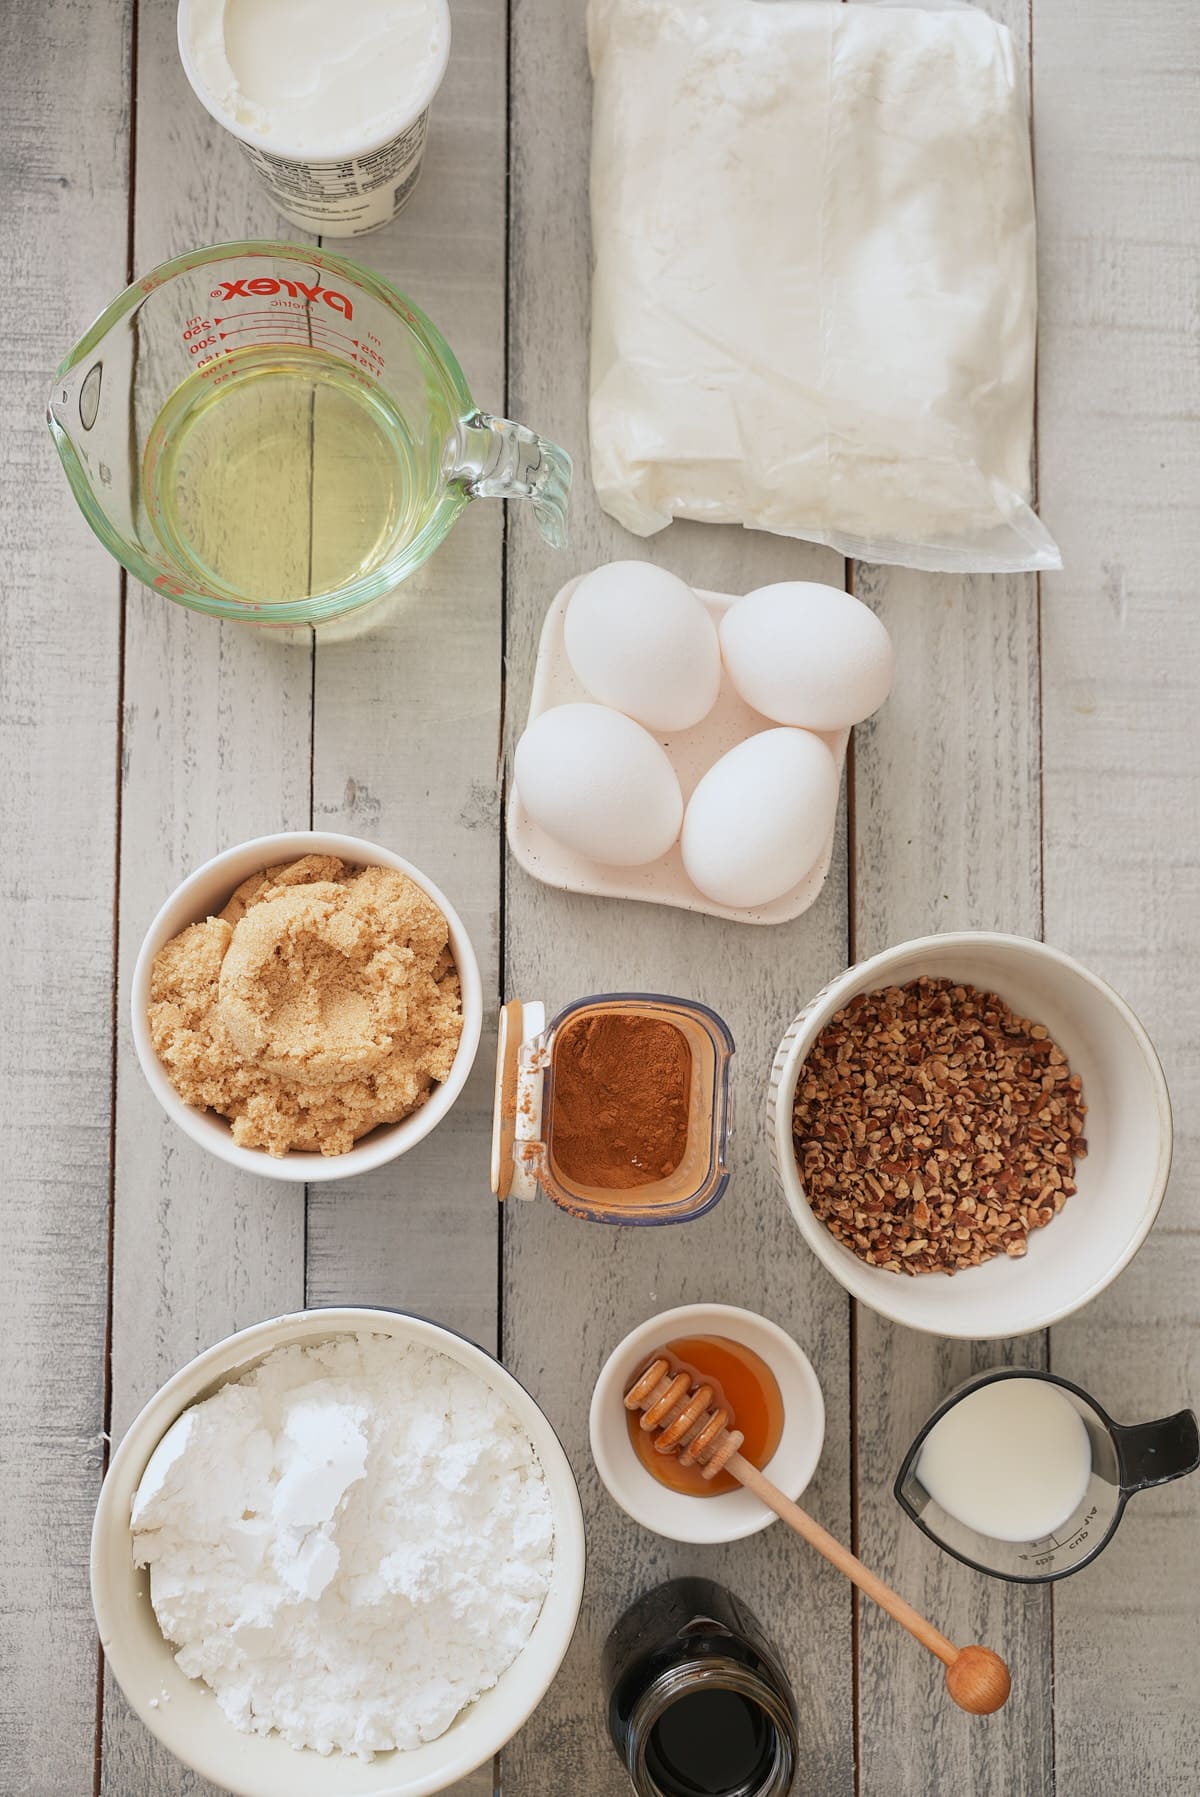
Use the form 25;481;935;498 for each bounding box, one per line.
1114;1407;1200;1494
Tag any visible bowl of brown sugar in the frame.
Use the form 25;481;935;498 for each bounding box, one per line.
132;832;483;1182
768;933;1172;1338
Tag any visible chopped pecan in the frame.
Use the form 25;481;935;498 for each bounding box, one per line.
791;976;1087;1276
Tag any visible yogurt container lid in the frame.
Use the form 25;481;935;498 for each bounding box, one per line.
491;1000;546;1202
177;0;452;163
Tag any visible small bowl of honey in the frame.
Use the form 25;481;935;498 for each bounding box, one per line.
589;1304;825;1544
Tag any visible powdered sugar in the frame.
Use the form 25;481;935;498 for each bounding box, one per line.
130;1335;555;1759
588;0;1061;573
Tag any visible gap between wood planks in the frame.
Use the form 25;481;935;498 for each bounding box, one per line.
1027;0;1054;1773
492;7;516;1789
94;0;140;1790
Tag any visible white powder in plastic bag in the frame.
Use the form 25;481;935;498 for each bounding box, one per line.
587;0;1061;573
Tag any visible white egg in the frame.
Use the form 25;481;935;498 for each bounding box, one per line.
514;703;683;866
681;729;839;909
563;561;721;731
719;581;895;729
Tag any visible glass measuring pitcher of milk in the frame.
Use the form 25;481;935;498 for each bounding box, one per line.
48;242;571;627
894;1368;1199;1584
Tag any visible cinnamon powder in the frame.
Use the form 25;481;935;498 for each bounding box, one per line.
549;1012;691;1190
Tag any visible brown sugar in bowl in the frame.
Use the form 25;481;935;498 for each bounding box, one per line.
131;832;483;1184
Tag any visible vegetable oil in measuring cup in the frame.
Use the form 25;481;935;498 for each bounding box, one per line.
142;345;425;604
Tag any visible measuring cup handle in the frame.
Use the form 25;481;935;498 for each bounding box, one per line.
1113;1408;1200;1494
453;413;572;549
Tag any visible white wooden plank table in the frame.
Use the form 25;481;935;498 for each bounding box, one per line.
2;2;1197;1794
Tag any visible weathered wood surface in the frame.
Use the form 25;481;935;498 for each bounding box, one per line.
302;21;509;1783
96;0;311;1788
848;0;1053;1790
1;6;129;1795
502;3;856;1792
1035;1;1200;1787
2;0;1198;1793
93;0;503;1793
306;0;508;1374
851;564;1050;1797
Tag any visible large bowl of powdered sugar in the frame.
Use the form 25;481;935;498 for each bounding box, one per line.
91;1308;585;1795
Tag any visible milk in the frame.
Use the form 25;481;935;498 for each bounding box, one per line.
916;1378;1093;1543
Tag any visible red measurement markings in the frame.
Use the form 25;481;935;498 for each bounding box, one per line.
211;309;307;326
208;314;387;373
179;315;217;357
212;312;361;346
215;323;307;342
175;312;386;386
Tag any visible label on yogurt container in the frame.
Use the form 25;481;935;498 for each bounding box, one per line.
238;113;430;237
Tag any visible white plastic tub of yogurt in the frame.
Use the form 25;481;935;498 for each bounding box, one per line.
178;0;452;236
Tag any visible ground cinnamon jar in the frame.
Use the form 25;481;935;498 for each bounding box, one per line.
491;994;734;1224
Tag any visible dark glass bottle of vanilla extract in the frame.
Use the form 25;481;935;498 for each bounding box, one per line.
603;1579;799;1797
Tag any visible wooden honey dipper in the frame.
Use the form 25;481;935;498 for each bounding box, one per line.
625;1356;1011;1715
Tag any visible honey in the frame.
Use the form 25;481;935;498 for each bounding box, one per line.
627;1334;784;1497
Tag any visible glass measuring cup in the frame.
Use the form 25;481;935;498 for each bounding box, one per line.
48;241;571;627
895;1368;1199;1583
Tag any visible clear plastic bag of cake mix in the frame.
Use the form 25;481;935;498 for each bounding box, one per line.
587;0;1062;574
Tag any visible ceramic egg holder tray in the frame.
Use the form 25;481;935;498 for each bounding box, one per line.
507;577;849;925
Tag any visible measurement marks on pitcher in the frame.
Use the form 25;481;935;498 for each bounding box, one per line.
181;305;386;385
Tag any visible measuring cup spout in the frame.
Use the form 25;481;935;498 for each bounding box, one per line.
1113;1408;1199;1496
453;413;572;549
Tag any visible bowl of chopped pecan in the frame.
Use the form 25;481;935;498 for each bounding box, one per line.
768;933;1172;1338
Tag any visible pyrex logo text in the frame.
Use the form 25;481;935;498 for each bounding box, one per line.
210;278;354;321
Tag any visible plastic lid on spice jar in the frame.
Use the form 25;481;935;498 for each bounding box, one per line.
491;1000;547;1203
490;993;735;1225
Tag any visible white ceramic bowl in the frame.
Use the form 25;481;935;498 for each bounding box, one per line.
92;1308;585;1797
589;1303;825;1544
769;933;1173;1340
131;832;483;1183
